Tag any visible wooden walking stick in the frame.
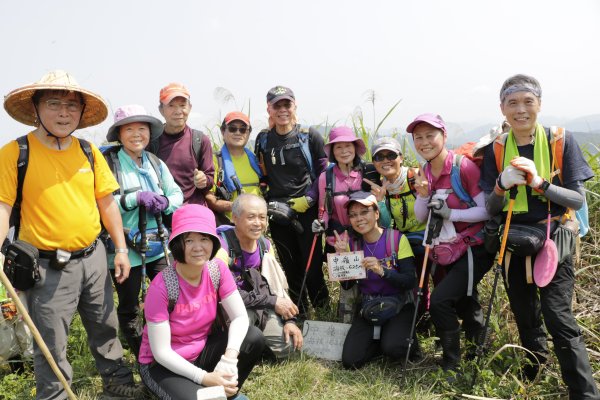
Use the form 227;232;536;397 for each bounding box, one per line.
0;269;78;400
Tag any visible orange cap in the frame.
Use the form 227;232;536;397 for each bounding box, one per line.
159;82;190;105
224;111;250;126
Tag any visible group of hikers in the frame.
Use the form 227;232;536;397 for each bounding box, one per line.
0;70;598;400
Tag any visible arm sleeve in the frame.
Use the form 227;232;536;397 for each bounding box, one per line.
147;321;207;384
414;195;429;222
221;290;250;353
198;134;215;194
485;191;505;217
317;172;329;226
449;192;489;223
307;128;328;197
160;160;184;214
542;181;585;210
383;256;416;290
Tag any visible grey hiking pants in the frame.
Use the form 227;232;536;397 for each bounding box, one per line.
247;308;294;359
26;241;132;400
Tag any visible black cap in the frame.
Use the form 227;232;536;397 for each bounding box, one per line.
266;86;295;104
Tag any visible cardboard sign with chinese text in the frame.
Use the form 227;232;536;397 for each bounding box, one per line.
326;251;366;281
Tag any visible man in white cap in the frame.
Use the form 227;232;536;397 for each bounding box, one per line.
0;70;141;399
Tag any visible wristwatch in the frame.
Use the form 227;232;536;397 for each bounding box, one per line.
534;179;550;194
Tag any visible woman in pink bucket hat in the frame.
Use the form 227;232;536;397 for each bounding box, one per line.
138;204;264;400
102;104;183;359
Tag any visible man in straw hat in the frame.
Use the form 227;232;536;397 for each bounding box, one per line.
0;70;142;399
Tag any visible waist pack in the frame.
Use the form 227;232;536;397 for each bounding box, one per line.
429;230;483;266
3;240;40;291
503;223;551;257
360;295;403;325
267;201;304;234
124;227;169;258
404;231;425;257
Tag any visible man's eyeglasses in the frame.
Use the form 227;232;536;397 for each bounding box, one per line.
227;126;251;134
45;99;83;112
348;209;374;219
372;152;399;162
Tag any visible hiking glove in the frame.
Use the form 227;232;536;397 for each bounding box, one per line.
311;219;326;234
214;355;238;381
288;196;312;213
427;199;452;220
510;157;543;188
137;191;169;214
499;166;526;189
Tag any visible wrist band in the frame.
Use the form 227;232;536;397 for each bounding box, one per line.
115;248;129;254
496;174;508;191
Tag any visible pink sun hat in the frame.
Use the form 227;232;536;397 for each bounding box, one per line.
324;126;367;158
168;204;221;259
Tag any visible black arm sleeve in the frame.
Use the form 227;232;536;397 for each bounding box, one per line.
382;256;416;291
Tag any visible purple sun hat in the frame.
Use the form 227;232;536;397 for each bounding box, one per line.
324;126;367;158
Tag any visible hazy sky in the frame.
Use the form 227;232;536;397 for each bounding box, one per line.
1;0;599;145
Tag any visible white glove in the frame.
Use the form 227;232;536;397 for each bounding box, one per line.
510;157;543;188
213;355;238;382
311;219;326;234
499;165;526;189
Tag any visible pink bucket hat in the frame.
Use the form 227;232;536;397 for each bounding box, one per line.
406;113;447;134
168;204;221;259
106;104;163;143
324;126;367;158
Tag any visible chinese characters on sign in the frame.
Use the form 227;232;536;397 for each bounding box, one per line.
326;251;366;281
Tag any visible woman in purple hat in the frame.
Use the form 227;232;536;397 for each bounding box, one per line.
408;113;493;372
103;104;184;358
138;204;264;400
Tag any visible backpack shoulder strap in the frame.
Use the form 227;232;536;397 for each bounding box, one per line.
11;136;30;238
206;260;221;293
78;139;95;172
325;163;335;217
163;266;180;314
450;153;476;208
493;133;508;173
191;129;204;166
103;146;125;196
298;128;315;181
257;236;269;263
549;126;565;182
146;152;164;191
219;228;243;269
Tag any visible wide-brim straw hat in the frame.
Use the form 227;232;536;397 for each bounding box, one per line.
3;70;108;129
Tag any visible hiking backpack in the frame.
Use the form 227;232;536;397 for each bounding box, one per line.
101;145;164;196
491;126;588;236
162;260;221;314
217;225;269;285
254;126;316;183
9;135;95;241
324;161;381;218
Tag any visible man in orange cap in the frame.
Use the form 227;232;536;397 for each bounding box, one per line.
148;83;215;211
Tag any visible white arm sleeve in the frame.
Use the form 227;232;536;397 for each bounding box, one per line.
221;290;250;353
449;192;490;223
147;320;207;384
414;195;430;222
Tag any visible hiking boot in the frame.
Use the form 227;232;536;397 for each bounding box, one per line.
439;328;461;372
101;382;145;399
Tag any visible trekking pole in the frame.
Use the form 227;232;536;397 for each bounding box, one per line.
297;208;324;315
139;205;148;302
0;270;78;400
155;212;171;268
471;186;518;387
401;210;443;377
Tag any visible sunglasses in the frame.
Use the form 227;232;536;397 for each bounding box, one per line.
372;152;399;162
227;126;251;134
272;102;293;110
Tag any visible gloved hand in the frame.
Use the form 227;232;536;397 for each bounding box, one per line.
288;196;311;213
498;165;526;189
510;157;543;188
427;199;452;220
311;219;326;234
213;355;238;382
136;191;169;214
